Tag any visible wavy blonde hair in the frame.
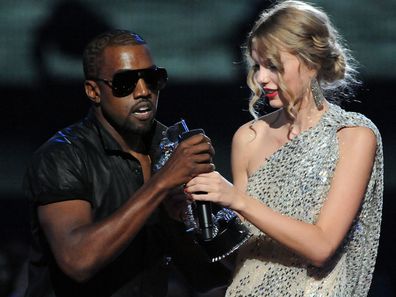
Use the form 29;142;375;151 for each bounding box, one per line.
244;0;359;120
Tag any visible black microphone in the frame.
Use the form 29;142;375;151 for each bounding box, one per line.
179;129;214;241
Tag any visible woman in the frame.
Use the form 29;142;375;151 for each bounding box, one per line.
185;1;383;296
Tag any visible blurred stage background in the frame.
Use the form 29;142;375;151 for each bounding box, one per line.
0;0;395;296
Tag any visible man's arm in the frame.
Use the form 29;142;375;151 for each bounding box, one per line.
38;133;214;282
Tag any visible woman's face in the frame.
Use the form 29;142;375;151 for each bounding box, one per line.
251;45;315;109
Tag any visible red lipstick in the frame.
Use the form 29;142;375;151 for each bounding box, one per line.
264;89;278;100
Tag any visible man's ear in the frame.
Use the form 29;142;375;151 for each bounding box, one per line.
84;80;101;104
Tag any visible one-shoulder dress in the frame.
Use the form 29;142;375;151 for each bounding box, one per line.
226;103;383;297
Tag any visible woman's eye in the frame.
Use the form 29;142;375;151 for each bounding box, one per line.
252;64;260;71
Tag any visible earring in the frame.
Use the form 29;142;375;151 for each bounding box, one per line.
311;78;325;109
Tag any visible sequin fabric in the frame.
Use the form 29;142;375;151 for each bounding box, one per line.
226;103;383;297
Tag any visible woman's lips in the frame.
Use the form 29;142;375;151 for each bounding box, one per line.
265;90;278;100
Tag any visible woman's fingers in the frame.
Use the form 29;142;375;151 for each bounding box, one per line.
185;171;233;205
185;175;215;193
186;171;219;187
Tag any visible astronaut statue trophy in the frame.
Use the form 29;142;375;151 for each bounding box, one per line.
154;119;251;262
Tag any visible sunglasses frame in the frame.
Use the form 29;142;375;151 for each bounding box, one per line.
91;65;168;97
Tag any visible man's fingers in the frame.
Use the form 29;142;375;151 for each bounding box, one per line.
180;133;210;146
192;153;214;164
193;163;216;176
177;141;214;156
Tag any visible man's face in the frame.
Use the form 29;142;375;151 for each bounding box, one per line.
96;45;159;135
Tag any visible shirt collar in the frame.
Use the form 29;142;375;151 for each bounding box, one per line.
85;108;166;162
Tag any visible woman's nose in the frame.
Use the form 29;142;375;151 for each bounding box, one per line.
255;67;270;85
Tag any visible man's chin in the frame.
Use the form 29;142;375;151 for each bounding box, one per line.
127;120;155;135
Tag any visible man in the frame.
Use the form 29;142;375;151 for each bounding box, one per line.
23;29;227;297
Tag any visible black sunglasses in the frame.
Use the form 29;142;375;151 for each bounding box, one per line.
92;66;168;97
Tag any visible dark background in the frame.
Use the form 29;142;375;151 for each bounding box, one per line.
0;1;395;296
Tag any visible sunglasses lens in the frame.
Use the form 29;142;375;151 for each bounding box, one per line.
111;67;168;97
112;71;138;97
144;68;168;91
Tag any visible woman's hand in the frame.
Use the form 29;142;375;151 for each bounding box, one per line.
185;171;245;211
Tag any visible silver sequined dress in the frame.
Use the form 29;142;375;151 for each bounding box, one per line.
226;103;383;297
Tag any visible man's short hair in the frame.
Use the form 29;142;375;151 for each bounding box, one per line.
83;29;146;79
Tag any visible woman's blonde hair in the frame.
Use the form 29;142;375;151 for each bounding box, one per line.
244;0;359;119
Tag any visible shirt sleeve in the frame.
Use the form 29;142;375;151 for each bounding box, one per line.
23;140;92;206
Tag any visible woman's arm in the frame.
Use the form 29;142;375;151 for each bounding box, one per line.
186;126;377;267
230;124;253;193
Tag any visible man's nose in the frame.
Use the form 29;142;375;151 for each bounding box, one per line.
133;78;150;97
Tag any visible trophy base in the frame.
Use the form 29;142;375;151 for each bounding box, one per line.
198;217;251;262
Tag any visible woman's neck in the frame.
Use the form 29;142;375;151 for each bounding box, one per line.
286;99;328;138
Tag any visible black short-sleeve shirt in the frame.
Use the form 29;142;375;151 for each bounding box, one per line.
23;110;171;297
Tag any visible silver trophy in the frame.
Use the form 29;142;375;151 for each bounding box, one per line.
155;119;251;262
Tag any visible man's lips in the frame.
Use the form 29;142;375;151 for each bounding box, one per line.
131;109;153;121
130;102;154;120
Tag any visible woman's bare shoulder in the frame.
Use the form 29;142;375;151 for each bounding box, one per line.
233;109;282;144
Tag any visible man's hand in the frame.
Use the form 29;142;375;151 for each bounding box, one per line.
162;187;190;222
156;133;215;189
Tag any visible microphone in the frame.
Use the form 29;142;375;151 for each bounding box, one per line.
156;119;251;261
179;129;214;241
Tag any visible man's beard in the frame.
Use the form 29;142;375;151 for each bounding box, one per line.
123;118;155;135
104;109;156;136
